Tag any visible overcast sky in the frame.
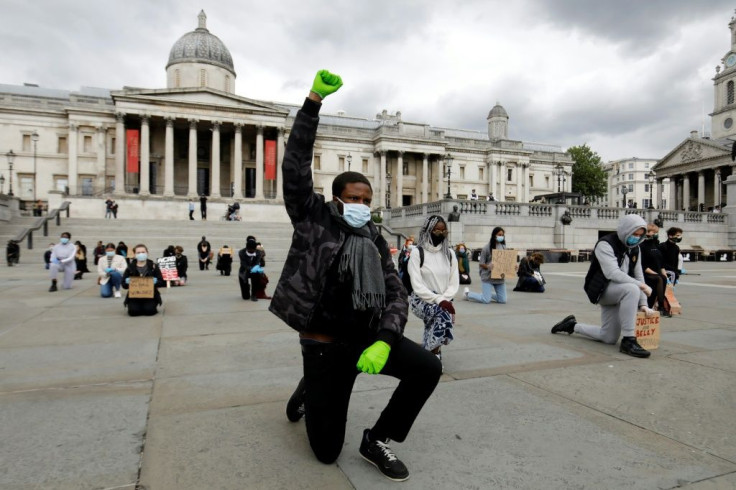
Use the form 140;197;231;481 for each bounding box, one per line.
2;0;735;162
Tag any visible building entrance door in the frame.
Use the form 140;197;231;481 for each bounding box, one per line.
197;168;210;196
245;168;255;198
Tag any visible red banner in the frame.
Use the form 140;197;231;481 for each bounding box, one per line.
265;139;276;180
126;129;140;173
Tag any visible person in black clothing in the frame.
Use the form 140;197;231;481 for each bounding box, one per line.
271;71;441;482
238;238;263;300
174;246;188;286
658;226;683;284
162;245;176;258
197;236;211;270
44;243;54;269
217;245;234;276
640;223;671;316
200;194;208;220
122;244;164;316
73;240;89;280
513;252;545;292
6;240;20;266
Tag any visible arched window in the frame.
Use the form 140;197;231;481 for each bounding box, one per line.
200;69;206;88
728;80;734;105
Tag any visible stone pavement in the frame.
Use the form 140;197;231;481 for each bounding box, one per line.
0;257;735;489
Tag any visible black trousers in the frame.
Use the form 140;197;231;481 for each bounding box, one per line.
189;210;194;220
127;298;158;316
300;335;442;464
239;273;261;299
644;272;666;309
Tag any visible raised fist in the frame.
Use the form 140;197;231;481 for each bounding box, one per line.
310;70;343;99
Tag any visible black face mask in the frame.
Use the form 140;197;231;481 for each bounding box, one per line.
431;235;445;246
670;237;682;243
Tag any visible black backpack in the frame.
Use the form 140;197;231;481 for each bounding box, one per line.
399;246;424;295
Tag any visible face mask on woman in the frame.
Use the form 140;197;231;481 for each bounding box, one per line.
496;236;505;243
136;253;148;262
60;237;69;245
106;250;115;257
459;247;466;254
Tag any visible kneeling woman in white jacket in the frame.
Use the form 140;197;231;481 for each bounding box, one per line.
408;215;459;361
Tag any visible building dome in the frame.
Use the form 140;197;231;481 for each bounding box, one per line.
167;11;235;74
487;103;508;119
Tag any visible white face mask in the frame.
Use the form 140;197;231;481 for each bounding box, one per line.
337;198;371;228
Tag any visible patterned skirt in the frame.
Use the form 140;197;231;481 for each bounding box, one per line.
409;292;454;351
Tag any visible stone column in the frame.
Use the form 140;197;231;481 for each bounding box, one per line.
139;116;150;196
187;119;198;197
523;164;530;202
114;113;125;195
654;178;661;209
516;164;523;202
697;171;705;210
396;151;404;208
500;163;506;201
255;125;264;199
713;168;721;208
96;125;106;193
668;176;676;210
276;128;285;200
421;153;428;203
724;172;736;248
233;123;243;198
210;121;221;198
164;117;175;197
488;160;496;200
68;123;78;195
682;173;690;211
379;151;387;209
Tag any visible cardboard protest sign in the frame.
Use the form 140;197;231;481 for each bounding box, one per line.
128;276;154;298
635;311;660;350
491;249;517;280
157;257;179;282
665;284;681;315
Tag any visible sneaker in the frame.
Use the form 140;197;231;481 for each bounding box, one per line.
49;282;58;292
463;287;470;300
619;337;651;358
286;377;306;422
250;296;258;302
551;315;576;334
359;429;410;482
114;290;121;298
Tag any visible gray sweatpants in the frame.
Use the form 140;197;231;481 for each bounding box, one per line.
49;262;76;289
574;282;643;344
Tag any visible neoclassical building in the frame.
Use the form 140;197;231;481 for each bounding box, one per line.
0;11;572;212
654;12;736;211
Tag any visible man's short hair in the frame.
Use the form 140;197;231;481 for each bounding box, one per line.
667;227;683;236
332;171;372;197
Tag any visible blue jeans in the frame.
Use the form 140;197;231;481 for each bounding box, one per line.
100;271;122;297
467;281;507;304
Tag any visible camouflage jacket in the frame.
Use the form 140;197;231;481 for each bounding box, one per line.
268;98;408;345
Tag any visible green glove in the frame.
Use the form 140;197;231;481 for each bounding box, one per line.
311;69;343;99
356;341;391;374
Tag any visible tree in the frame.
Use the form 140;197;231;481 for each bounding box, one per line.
567;144;607;201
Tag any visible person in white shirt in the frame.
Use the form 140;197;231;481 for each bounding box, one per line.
408;215;459;361
98;242;127;298
469;189;478;200
49;232;77;291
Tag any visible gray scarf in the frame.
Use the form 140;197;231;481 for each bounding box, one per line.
328;202;386;310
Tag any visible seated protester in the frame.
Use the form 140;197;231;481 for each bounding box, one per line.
251;238;271;299
455;243;472;285
93;241;105;266
6;240;20;266
217;245;234;276
397;236;415;284
49;232;77;291
640;223;671;317
513;252;545;292
122;244;164;316
173;246;188;286
658;227;683;284
551;214;655;358
238;237;264;301
97;242;127;298
44;243;54;270
162;245;176;258
73;240;89;280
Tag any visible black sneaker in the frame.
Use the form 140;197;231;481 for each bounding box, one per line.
49;282;58;292
286;377;306;422
359;429;410;482
551;315;576;334
620;337;651;358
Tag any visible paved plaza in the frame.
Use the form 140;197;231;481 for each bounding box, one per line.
0;256;735;489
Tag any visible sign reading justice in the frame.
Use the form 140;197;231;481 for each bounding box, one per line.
635;311;660;350
490;249;517;279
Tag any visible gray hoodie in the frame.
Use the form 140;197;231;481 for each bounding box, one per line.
594;214;647;306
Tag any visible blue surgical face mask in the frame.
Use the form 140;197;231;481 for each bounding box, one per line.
106;250;115;257
496;236;505;243
337;198;371;228
60;237;69;244
626;235;643;247
136;253;148;262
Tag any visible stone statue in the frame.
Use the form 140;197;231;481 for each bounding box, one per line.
448;205;461;222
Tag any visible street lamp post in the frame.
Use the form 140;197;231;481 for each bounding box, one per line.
621;184;628;208
0;174;5;194
386;172;392;209
346;153;352;171
443;153;453;199
647;171;655;209
555;164;567;203
6;150;15;197
32;131;39;202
